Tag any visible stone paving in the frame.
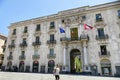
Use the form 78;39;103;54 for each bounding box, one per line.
0;72;120;80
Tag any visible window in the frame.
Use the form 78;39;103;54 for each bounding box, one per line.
9;52;13;57
10;52;12;56
21;51;25;56
100;45;107;55
50;34;54;41
97;28;104;37
24;26;28;33
23;38;26;44
96;13;103;22
12;29;16;35
50;49;54;55
50;22;55;29
118;10;120;18
34;49;38;55
36;24;41;31
36;36;39;43
70;28;78;40
11;40;15;44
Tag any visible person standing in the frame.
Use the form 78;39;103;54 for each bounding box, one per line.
53;64;60;80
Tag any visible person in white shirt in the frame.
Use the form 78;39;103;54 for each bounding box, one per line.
53;64;60;80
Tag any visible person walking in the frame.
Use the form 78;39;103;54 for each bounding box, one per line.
53;64;60;80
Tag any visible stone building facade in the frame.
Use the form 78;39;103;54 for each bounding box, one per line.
0;34;7;68
3;1;120;76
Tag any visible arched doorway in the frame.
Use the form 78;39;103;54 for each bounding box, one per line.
70;49;82;73
32;60;39;72
101;59;112;76
19;61;24;72
7;61;12;71
48;60;55;73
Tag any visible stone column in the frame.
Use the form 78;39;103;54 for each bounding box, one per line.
83;41;89;72
63;47;66;66
66;26;69;38
62;44;68;72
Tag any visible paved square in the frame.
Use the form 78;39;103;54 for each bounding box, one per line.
0;72;120;80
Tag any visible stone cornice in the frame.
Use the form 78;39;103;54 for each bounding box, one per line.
0;34;7;40
9;1;120;28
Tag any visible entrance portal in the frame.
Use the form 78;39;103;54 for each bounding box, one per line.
48;60;55;73
70;49;82;73
7;61;12;71
19;61;24;72
32;60;39;72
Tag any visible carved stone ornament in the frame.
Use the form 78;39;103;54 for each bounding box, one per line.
63;15;82;25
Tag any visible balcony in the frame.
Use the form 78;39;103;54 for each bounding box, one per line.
47;40;56;44
20;42;27;47
47;54;56;59
7;55;13;60
19;55;26;60
99;51;110;57
60;37;89;43
96;34;109;40
32;41;41;46
32;54;40;59
8;44;15;48
80;34;89;41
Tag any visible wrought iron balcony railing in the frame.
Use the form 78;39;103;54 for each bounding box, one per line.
99;51;110;57
32;54;40;59
8;44;15;48
96;34;109;40
47;54;56;59
20;42;27;47
19;55;26;60
47;40;56;44
7;55;13;60
32;41;41;46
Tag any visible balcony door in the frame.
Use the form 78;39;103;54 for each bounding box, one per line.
19;61;24;72
70;28;78;40
32;60;39;72
48;60;55;73
7;61;12;71
98;28;104;37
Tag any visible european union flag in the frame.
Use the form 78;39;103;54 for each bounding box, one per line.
59;27;65;33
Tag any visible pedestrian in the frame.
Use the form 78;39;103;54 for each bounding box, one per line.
53;64;60;80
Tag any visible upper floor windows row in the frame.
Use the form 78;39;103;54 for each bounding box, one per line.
11;21;55;35
95;10;120;22
11;10;120;35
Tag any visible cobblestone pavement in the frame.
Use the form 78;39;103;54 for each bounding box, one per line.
0;72;120;80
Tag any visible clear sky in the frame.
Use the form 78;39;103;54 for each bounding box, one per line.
0;0;116;35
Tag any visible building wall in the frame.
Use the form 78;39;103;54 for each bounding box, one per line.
3;1;120;76
0;34;7;68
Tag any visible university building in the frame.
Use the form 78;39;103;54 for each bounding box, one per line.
2;1;120;76
0;34;7;69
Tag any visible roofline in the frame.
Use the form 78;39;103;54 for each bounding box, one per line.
9;1;120;27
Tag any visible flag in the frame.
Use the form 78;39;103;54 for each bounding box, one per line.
59;27;65;33
84;24;93;30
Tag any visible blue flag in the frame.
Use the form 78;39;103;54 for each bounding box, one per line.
59;27;65;33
